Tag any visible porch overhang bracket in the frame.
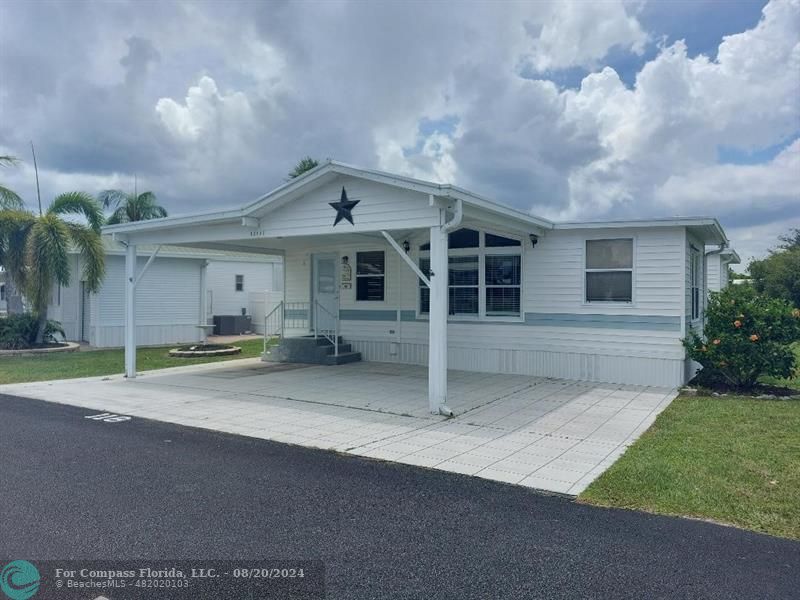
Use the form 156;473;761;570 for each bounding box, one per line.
381;230;430;288
134;245;161;288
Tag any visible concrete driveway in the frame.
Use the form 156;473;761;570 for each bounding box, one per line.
0;360;677;495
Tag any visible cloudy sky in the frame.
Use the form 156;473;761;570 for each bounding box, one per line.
1;0;798;267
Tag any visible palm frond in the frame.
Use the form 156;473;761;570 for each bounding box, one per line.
104;191;167;223
105;206;129;225
48;191;104;232
65;222;105;293
0;209;35;289
0;155;20;167
97;189;131;210
24;213;71;312
0;185;24;210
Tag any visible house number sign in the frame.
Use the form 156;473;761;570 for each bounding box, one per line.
341;260;352;289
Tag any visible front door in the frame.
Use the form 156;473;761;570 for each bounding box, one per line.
311;254;338;334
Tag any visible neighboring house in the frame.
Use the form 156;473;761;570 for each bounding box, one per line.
705;246;740;292
104;161;731;411
47;239;282;347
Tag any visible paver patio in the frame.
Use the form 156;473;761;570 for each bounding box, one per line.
0;359;677;495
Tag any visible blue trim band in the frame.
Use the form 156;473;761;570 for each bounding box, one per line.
339;309;397;321
337;309;681;331
524;312;681;331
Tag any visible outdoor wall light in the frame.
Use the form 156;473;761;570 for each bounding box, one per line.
529;234;539;248
342;256;349;264
402;240;410;253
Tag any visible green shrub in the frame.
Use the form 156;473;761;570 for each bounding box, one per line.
684;285;800;389
0;313;65;349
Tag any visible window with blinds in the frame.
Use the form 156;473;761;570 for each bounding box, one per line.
418;229;522;318
356;251;385;301
485;255;521;316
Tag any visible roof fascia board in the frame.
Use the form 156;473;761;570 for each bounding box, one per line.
449;188;553;230
103;209;242;235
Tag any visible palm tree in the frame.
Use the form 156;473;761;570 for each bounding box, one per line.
288;156;319;179
0;192;105;343
0;155;24;210
98;189;168;224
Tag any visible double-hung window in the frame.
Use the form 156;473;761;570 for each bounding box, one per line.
690;248;701;320
235;274;244;292
418;228;521;318
356;251;385;301
585;239;633;302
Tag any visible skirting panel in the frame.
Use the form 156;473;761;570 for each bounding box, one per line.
349;339;685;388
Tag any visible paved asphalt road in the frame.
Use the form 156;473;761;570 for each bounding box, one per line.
1;393;798;599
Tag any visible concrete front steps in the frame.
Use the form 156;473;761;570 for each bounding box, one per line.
262;335;362;366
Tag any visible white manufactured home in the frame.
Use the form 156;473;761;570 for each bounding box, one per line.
48;240;282;347
705;246;740;292
103;161;730;413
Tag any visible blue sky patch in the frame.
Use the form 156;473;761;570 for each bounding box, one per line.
717;135;798;165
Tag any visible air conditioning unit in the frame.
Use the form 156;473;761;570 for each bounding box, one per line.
212;315;252;335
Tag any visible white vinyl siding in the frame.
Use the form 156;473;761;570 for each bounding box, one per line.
50;254;279;347
281;225;690;387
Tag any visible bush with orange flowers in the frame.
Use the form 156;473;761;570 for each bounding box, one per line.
684;284;800;389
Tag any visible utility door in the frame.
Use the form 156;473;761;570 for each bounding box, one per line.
311;254;338;334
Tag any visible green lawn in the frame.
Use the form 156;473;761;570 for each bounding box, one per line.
0;338;267;385
580;395;800;540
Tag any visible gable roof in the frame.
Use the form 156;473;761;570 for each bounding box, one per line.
103;160;554;236
102;160;729;245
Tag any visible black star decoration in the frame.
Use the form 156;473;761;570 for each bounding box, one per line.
329;187;360;226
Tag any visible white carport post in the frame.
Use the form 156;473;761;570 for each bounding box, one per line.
428;217;449;414
124;243;137;378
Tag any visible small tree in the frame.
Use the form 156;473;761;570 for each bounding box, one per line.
287;156;319;179
684;285;800;389
749;248;800;308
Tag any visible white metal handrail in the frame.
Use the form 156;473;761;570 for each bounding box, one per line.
263;300;284;355
313;299;339;356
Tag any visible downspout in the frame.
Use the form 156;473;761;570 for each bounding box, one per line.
442;197;463;233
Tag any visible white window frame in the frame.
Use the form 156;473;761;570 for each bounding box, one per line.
355;250;386;303
417;229;524;322
235;274;244;292
583;236;636;306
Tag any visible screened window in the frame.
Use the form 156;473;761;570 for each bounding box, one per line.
690;249;701;320
485;255;521;316
356;251;385;301
585;239;633;302
418;230;522;318
235;274;244;292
